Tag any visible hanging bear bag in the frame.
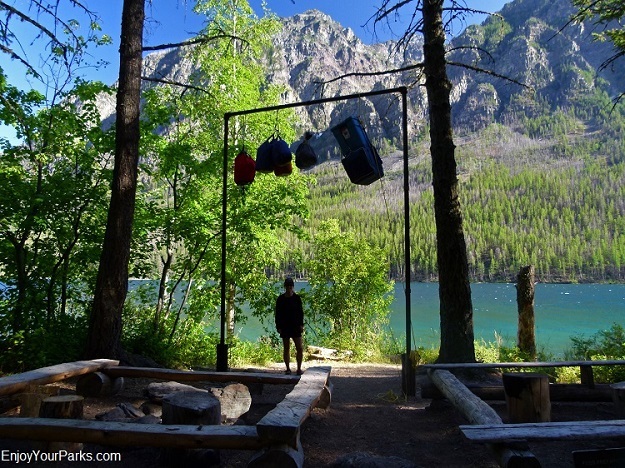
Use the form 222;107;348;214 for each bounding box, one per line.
234;150;255;186
272;137;292;167
271;136;293;177
255;138;275;173
295;132;318;169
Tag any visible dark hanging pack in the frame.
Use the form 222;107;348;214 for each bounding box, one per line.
255;138;275;173
331;117;384;185
234;150;255;186
274;161;292;177
272;137;293;167
295;132;318;169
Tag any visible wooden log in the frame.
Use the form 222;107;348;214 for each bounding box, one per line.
162;391;221;425
257;366;331;446
580;365;595;388
210;383;251;422
18;384;60;417
503;373;550;423
248;438;304;468
461;420;625;442
103;366;300;385
0;359;119;397
0;418;263;450
517;265;536;359
421;381;613;402
421;359;625;370
76;371;124;397
317;380;333;409
429;369;540;468
40;395;84;419
39;395;84;452
145;381;204;402
161;390;222;465
428;369;501;425
611;382;625;417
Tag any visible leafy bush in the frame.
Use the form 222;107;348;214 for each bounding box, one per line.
228;336;281;368
566;323;625;383
122;302;216;369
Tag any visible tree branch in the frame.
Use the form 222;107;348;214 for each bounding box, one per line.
446;60;532;89
143;34;248;52
140;76;214;96
314;62;425;86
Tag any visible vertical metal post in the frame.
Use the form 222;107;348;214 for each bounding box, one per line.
216;114;230;371
401;88;415;396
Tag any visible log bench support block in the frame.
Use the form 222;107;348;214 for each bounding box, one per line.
161;391;222;464
503;372;551;423
76;372;124;397
39;395;84;452
611;382;625;417
248;437;304;468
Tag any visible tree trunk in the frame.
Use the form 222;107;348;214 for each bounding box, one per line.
423;0;475;363
517;265;536;358
84;0;145;359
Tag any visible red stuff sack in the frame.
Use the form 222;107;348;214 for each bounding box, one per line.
234;151;256;186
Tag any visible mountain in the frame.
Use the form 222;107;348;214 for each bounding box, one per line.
125;0;623;160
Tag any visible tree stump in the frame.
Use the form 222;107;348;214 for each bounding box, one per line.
210;383;251;422
19;385;60;417
39;395;84;451
517;265;536;359
76;372;124;397
161;391;221;464
503;373;550;423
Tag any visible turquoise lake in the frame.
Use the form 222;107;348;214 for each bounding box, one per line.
234;282;625;358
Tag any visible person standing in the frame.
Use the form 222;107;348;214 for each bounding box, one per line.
275;277;304;375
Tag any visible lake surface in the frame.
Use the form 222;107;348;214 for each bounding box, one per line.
236;282;625;358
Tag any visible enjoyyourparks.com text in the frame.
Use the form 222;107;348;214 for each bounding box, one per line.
1;449;122;464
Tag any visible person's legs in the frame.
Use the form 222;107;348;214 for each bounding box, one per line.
282;337;291;373
293;336;303;374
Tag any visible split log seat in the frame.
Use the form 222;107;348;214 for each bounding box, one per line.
422;359;625;388
461;420;625;443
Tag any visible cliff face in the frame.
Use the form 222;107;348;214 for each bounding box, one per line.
102;0;624;155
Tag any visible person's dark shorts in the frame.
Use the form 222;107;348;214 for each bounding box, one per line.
280;328;302;339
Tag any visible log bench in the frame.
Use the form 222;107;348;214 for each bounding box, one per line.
0;361;332;467
460;420;625;443
422;359;625;388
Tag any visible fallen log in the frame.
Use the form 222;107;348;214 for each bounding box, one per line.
428;369;540;468
76;371;124;397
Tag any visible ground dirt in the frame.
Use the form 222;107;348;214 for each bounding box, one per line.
0;361;623;467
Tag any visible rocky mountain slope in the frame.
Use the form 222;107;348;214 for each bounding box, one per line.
99;0;624;160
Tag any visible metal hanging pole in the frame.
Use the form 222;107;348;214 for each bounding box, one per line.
218;87;414;394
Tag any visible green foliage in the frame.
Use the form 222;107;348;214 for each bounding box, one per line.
228;336;282;368
566;323;625;382
0;72;113;371
304;219;394;360
122;299;217;369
